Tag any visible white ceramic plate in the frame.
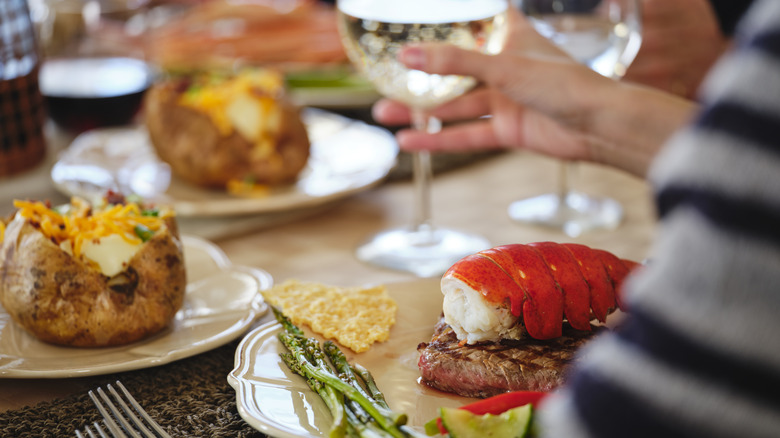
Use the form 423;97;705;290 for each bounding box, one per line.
51;108;399;217
228;279;476;438
0;235;272;378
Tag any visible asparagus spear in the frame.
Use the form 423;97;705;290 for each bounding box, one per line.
352;362;390;411
345;408;395;438
272;306;304;336
280;350;348;438
324;342;429;438
272;307;417;438
279;332;408;435
324;341;379;422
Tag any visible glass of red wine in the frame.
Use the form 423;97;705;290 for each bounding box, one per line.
34;0;155;134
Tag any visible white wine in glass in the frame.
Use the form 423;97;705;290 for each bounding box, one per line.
508;0;642;237
337;0;509;277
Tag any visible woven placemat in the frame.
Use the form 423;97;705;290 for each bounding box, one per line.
0;340;265;437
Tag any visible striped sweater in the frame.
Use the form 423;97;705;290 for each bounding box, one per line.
539;1;780;437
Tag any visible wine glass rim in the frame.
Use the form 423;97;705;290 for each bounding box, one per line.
336;0;509;24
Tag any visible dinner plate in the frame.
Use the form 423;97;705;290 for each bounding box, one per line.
0;235;272;378
51;108;399;217
228;278;476;438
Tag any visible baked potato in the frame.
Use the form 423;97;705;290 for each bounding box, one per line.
0;194;187;347
144;69;311;190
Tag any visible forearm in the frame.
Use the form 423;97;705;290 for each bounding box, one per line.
583;80;698;178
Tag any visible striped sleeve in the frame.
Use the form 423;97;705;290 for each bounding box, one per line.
539;1;780;437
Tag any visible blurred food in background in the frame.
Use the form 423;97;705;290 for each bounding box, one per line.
33;0;149;60
147;0;347;72
143;68;311;193
145;0;378;107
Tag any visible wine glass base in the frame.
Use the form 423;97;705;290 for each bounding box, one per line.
507;192;623;237
356;226;491;277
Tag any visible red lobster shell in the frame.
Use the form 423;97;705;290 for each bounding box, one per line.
443;242;640;340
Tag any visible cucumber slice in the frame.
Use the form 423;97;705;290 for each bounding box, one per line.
440;404;533;438
424;417;443;436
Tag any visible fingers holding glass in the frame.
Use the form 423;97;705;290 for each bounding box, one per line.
337;0;510;276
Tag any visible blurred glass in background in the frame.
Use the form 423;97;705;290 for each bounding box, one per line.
30;0;155;133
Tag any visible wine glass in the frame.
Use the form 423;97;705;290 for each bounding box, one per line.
507;0;642;237
336;0;510;277
32;0;154;134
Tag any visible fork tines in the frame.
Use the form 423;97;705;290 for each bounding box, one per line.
78;380;171;438
75;421;109;438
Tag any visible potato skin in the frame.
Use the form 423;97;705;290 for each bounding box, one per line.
144;81;311;189
0;216;187;347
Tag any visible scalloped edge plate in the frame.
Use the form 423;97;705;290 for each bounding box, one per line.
228;279;475;437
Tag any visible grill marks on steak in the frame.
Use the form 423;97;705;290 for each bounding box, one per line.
417;316;602;398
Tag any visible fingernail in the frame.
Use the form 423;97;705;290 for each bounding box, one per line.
396;130;415;150
399;46;425;69
371;99;389;120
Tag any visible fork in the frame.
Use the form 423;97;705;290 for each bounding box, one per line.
74;381;172;438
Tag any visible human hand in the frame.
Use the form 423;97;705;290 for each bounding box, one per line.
372;6;696;178
623;0;728;98
373;7;610;162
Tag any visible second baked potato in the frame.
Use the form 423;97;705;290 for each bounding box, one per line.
144;69;311;189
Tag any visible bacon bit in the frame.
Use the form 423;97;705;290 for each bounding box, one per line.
105;190;126;205
13;196;174;259
173;77;193;94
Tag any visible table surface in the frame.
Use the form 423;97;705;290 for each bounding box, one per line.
0;120;657;416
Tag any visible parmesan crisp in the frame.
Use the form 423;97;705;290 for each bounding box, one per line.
262;279;397;353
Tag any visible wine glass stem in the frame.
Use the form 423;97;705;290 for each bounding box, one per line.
410;109;437;233
558;160;570;202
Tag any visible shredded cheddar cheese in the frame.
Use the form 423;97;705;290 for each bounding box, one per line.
13;197;174;259
226;179;272;198
262;280;398;353
177;69;285;148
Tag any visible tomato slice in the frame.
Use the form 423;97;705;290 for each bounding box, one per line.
460;391;548;415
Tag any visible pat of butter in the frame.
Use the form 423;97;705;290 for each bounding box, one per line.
226;94;264;142
80;234;141;277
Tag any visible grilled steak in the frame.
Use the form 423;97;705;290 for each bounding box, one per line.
417;315;602;398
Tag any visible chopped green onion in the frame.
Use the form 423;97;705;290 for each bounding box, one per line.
126;194;144;205
134;224;154;242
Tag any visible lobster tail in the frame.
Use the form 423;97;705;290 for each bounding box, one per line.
443;242;639;340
